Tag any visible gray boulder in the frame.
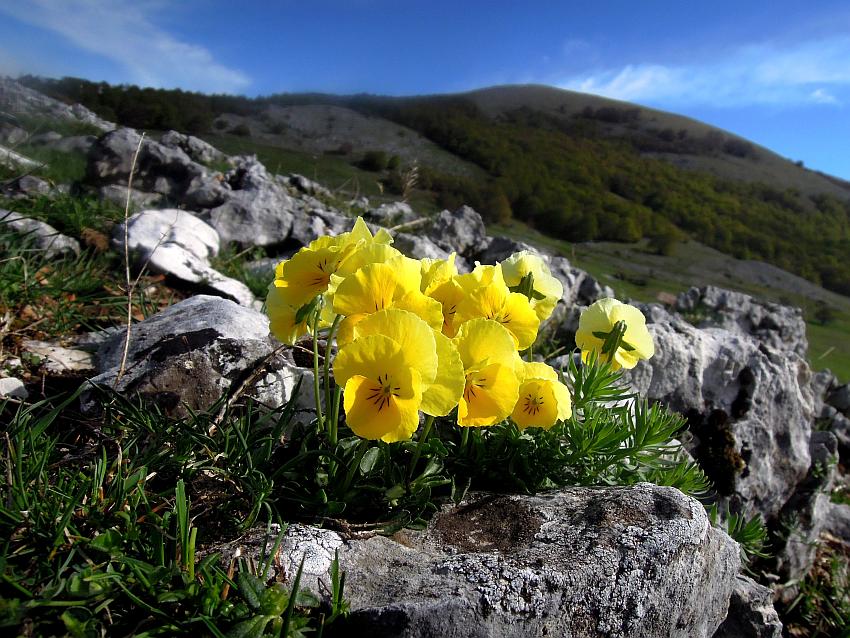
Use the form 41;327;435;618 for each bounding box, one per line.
113;208;255;306
159;130;226;165
87;128;207;199
2;175;51;198
676;286;808;357
0;377;28;400
88;295;313;418
827;382;850;415
203;156;295;247
0;123;27;146
822;502;850;546
0;209;80;258
475;236;538;264
428;206;487;258
97;184;163;210
44;134;96;155
713;575;783;638
367;201;417;226
223;484;739;638
288;208;351;247
772;430;837;596
625;307;815;525
286;173;332;199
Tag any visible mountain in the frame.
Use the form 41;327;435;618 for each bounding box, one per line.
16;76;850;297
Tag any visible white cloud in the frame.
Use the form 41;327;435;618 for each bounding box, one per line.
561;36;850;107
0;0;251;93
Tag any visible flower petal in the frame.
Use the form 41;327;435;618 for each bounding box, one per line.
420;330;465;417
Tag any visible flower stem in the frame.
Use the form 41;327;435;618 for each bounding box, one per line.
460;427;470;453
323;314;342;421
408;415;435;480
311;307;324;433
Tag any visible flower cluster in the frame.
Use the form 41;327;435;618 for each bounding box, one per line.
267;218;653;442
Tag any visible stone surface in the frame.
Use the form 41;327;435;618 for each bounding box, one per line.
1;175;51;198
43;134;97;155
427;206;487;258
114;208;255;306
0;209;80;258
0;377;28;400
712;575;783;638
772;430;838;594
0;77;115;132
97;184;163;210
222;484;739;638
475;235;538;264
286;173;332;198
203;156;295;247
822;502;850;547
624;306;815;525
367;201;417;226
22;339;95;375
159;130;226;165
88;296;313;418
676;286;808;357
827;383;850;415
0;143;39;170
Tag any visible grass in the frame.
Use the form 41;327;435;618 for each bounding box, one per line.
11;145;88;184
0;391;348;636
493;219;850;382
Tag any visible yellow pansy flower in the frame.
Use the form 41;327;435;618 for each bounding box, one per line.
511;362;572;429
332;259;443;344
334;334;423;442
267;282;310;345
420;254;459;295
351;309;464;417
427;278;466;337
452;318;522;427
454;264;540;350
500;251;564;322
575;298;654;370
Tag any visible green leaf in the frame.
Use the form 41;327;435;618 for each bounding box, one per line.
359;447;381;474
226;614;276;638
88;528;123;555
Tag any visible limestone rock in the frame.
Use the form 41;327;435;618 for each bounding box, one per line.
0;144;39;170
113;209;255;307
624;307;814;525
427;206;487;258
713;575;783;638
234;484;740;638
0;377;28;400
203;156;295;247
676;286;807;357
88;296;313;417
286;173;332;199
97;184;163;210
0;209;80;258
1;175;51;198
159;130;226;165
827;382;850;416
367;201;417;226
22;339;95;375
0;78;115;132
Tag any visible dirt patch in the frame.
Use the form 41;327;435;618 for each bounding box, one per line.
434;495;542;554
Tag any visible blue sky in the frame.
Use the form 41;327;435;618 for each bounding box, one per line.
2;0;850;178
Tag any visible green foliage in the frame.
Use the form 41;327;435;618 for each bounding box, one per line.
0;204;126;337
0;391;347;636
358;150;389;172
708;505;770;566
783;544;850;637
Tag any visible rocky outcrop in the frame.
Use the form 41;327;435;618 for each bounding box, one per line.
0;77;115;132
87;295;314;418
203;156;296;247
113;208;255;306
213;484;740;638
626;306;815;525
0;209;80;258
713;576;783;638
675;286;808;357
428;205;487;258
159;130;226;165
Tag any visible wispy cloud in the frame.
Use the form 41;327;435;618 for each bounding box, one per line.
561;36;850;107
0;0;251;93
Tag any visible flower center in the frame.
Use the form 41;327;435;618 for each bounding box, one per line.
365;373;401;412
521;392;545;416
463;371;488;403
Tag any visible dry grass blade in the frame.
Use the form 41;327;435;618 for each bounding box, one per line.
115;133;145;385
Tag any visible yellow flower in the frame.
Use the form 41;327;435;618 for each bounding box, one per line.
427;278;466;337
500;251;563;322
351;309;465;417
332;258;443;344
511;362;572;429
420;254;459;295
333;334;423;442
267;282;310;345
575;298;654;370
271;245;343;309
454;265;540;350
452;318;522;427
